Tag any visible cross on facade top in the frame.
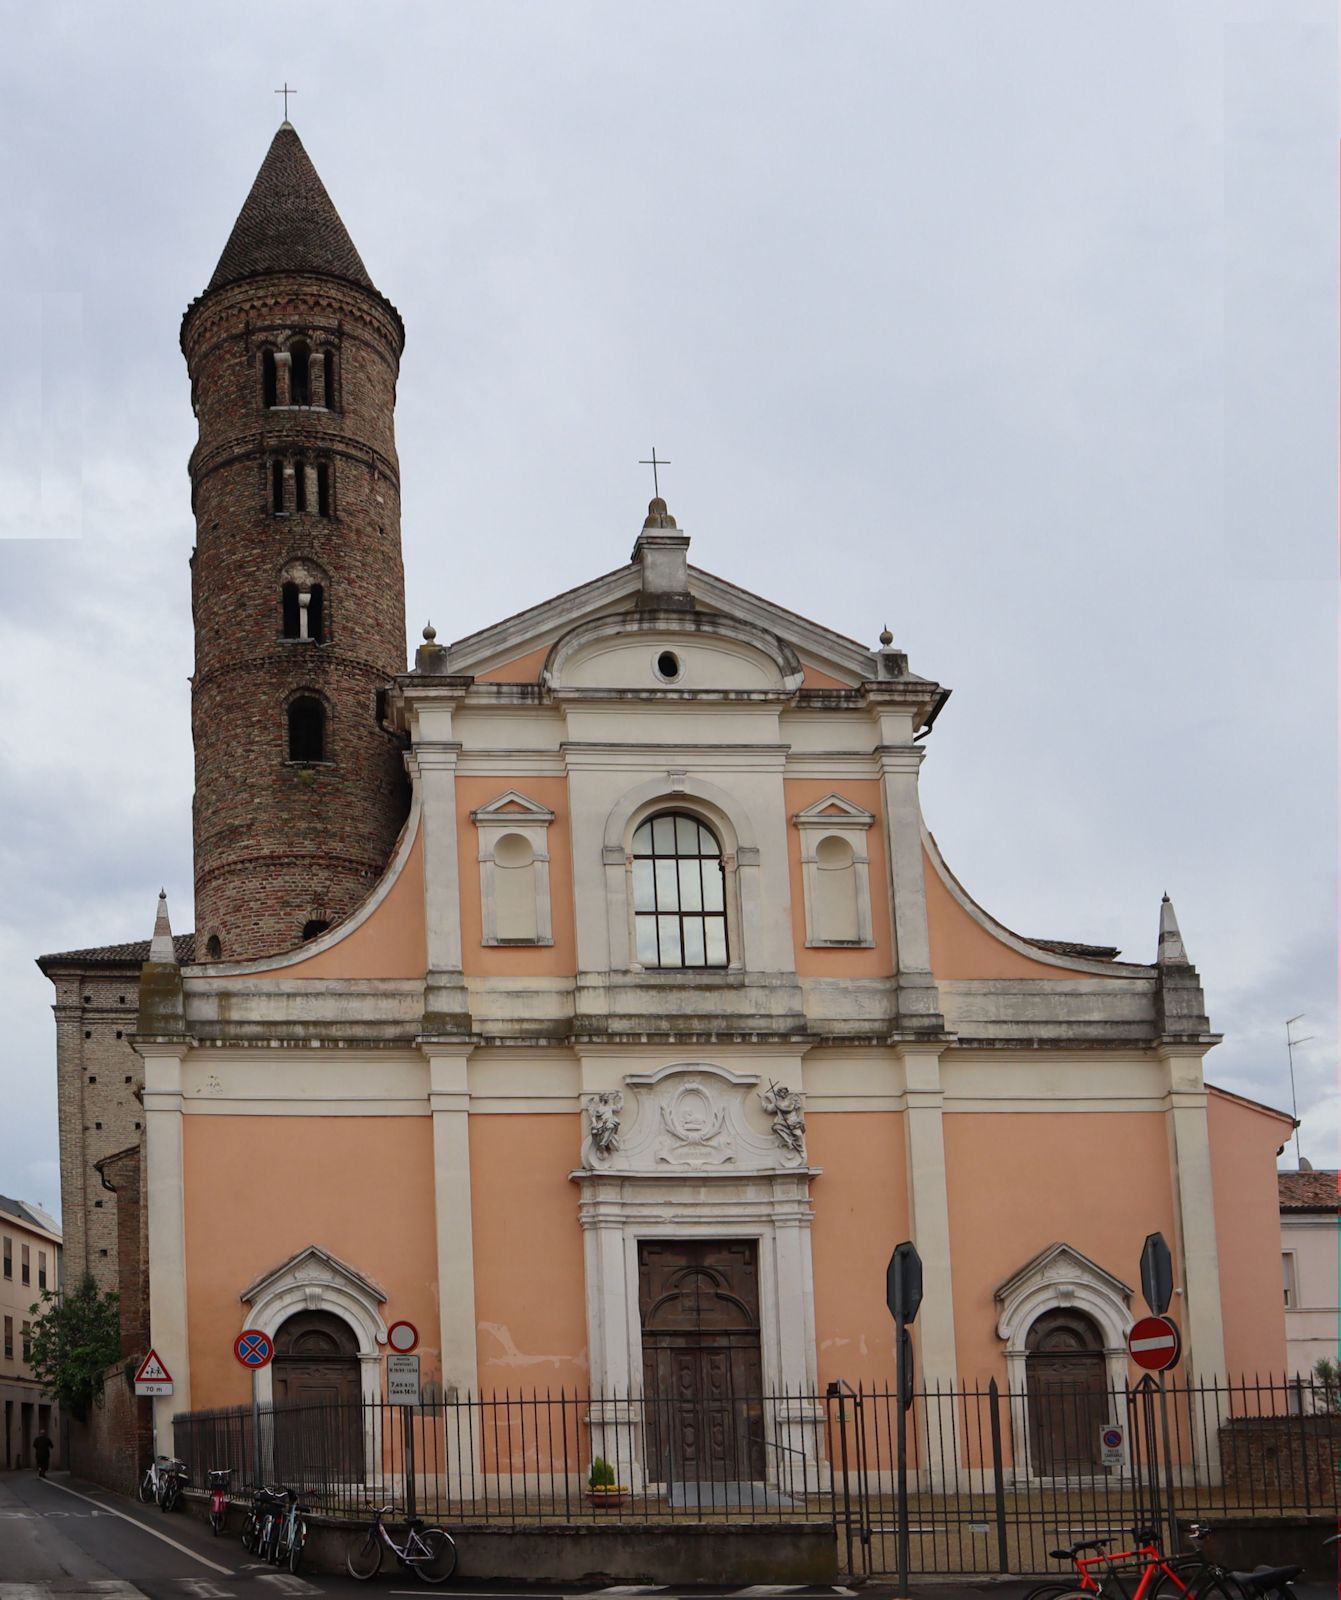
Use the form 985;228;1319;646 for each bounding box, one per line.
275;82;297;120
639;447;671;499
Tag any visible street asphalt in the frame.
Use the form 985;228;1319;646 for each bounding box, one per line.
0;1471;1335;1600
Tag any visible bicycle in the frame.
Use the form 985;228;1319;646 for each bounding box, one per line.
137;1455;172;1505
269;1486;309;1574
207;1468;232;1536
1154;1521;1304;1600
158;1458;189;1513
1026;1527;1201;1600
346;1503;457;1584
242;1484;284;1555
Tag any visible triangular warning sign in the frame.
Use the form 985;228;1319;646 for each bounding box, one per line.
135;1348;172;1383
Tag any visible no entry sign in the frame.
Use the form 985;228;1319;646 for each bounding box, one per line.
234;1329;274;1369
1127;1314;1181;1371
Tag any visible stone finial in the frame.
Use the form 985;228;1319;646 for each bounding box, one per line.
422;622;436;643
643;496;678;530
879;625;894;648
149;890;177;966
1157;892;1189;966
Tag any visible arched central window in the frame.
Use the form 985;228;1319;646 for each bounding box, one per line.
632;812;728;968
288;695;326;762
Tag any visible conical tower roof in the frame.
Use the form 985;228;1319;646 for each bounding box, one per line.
206;122;375;294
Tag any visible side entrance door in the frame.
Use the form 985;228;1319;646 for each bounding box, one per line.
272;1310;364;1483
639;1239;765;1484
1025;1309;1108;1476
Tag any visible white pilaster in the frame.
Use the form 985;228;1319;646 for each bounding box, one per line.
877;744;943;1029
1159;1047;1227;1379
423;1046;478;1399
140;1040;192;1435
408;740;469;1024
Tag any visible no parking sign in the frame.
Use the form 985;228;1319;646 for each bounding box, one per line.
1099;1422;1124;1467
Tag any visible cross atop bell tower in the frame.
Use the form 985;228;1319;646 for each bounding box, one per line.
181;124;410;963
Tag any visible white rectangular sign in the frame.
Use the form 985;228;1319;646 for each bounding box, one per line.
135;1380;174;1396
1099;1422;1124;1467
387;1352;421;1405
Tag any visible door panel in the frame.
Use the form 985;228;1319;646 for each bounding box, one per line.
639;1240;765;1483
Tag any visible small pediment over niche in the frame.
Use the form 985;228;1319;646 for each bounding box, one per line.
792;793;875;827
994;1241;1134;1349
471;790;556;824
240;1243;387;1309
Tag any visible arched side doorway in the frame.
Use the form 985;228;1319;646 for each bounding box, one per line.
272;1309;365;1482
1025;1309;1107;1477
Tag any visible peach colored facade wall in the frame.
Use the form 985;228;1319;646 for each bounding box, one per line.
785;779;895;977
809;1111;908;1388
942;1111;1179;1380
925;851;1100;980
456;776;576;977
182;1116;439;1408
469;1114;588;1392
1207;1090;1290;1376
475;645;549;684
800;664;851;689
249;832;427;980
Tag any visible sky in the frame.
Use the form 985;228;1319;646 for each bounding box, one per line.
0;2;1336;1218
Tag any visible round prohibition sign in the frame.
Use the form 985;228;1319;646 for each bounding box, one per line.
234;1329;274;1369
1127;1314;1181;1372
1101;1426;1123;1450
387;1320;419;1354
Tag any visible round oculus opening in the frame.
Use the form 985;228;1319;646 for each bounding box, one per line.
656;650;682;681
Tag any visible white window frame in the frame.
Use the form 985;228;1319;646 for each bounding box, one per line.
793;794;876;947
472;790;555;947
1282;1250;1298;1308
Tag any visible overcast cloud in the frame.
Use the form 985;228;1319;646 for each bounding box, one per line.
0;2;1335;1218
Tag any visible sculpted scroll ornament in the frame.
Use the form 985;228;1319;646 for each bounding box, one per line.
583;1091;623;1159
760;1082;806;1159
656;1081;733;1166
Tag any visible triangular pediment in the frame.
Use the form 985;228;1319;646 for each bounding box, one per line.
436;556;919;689
995;1241;1132;1306
240;1244;387;1308
793;793;876;826
471;790;556;823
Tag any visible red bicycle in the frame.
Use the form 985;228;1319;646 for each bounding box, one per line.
1025;1527;1201;1600
207;1468;232;1536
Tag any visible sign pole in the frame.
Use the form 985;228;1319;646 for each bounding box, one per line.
896;1309;908;1597
1157;1372;1178;1556
404;1402;416;1522
886;1241;921;1599
252;1367;261;1489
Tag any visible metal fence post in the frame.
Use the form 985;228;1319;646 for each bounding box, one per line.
988;1377;1009;1574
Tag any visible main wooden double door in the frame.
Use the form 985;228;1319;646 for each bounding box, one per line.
639;1239;766;1483
272;1311;365;1482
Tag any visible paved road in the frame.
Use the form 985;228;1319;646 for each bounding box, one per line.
0;1473;1332;1600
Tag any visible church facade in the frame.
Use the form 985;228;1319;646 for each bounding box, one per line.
44;125;1289;1489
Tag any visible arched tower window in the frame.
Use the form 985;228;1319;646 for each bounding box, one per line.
262;349;278;408
205;935;222;961
632;811;728;968
301;919;331;942
287;695;326;762
293;456;308;514
271;459;285;513
323;350;336;409
316;461;331;517
290;340;311;407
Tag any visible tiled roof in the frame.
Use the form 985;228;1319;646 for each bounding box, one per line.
206;123;374;294
1027;937;1122;961
1278;1170;1339;1213
37;933;196;968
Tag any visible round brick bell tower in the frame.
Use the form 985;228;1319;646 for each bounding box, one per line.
182;122;410;962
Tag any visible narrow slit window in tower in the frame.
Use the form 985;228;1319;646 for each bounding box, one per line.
262;349;278;408
272;459;285;513
323;351;336;409
316;461;331;517
205;935;222;960
282;582;301;639
290;341;310;406
307;584;325;642
288;695;325;762
294;458;307;514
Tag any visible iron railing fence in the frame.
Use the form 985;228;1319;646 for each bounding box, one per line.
170;1372;1341;1575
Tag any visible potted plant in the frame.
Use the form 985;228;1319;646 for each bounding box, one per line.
586;1456;629;1505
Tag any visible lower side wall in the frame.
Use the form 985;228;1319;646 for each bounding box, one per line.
67;1359;152;1496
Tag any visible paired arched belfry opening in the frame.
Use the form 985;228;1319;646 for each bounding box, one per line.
262;341;337;410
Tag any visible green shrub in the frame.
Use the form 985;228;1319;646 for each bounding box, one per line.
588;1456;616;1489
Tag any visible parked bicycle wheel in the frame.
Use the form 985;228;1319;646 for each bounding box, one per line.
347;1529;383;1580
241;1512;259;1553
138;1471;154;1503
288;1518;307;1575
159;1478;178;1512
415;1527;458;1585
1153;1559;1213;1600
1023;1584;1083;1600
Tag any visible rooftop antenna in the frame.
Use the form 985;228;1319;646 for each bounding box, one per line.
1285;1014;1313;1169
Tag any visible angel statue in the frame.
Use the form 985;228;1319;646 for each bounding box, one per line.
761;1081;806;1157
585;1090;623;1157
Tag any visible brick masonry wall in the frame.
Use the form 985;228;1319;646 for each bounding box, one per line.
47;963;145;1296
1219;1414;1341;1504
68;1358;153;1496
182;276;409;960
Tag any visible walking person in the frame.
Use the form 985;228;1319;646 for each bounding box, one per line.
33;1429;53;1479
